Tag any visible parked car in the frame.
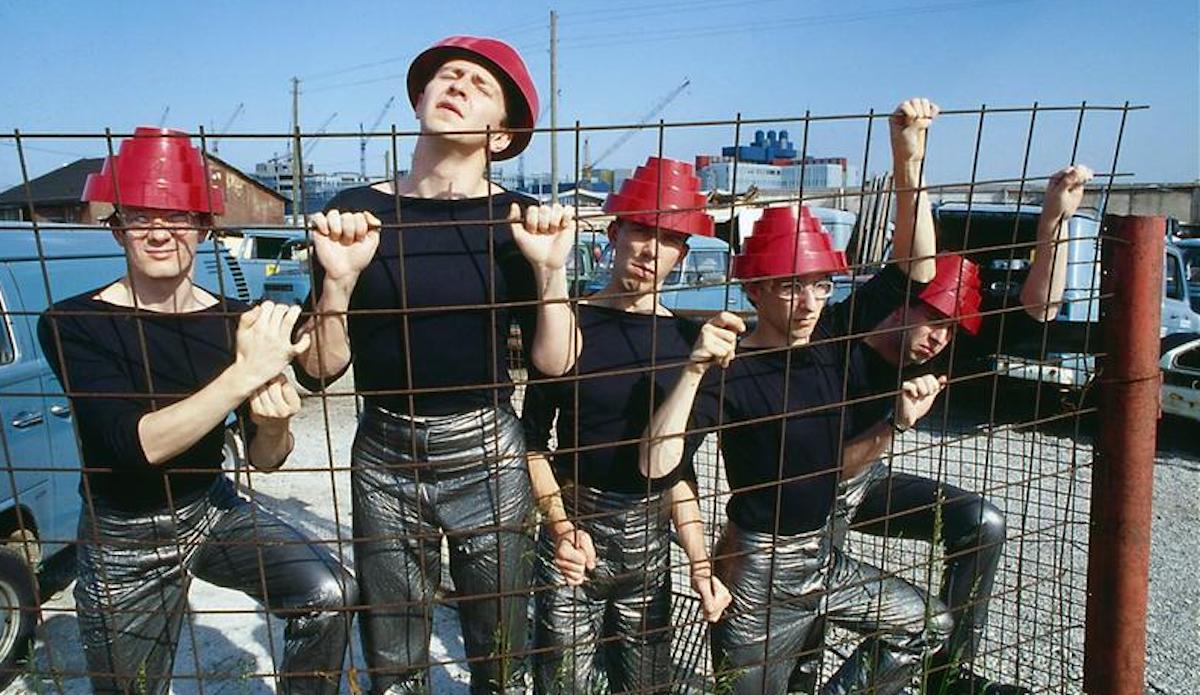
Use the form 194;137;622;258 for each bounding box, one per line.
0;222;246;680
1170;237;1200;315
216;228;309;304
1161;332;1200;423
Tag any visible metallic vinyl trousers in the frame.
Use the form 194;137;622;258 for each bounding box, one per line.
533;485;672;695
351;405;535;695
790;463;1007;691
74;476;357;695
710;521;951;695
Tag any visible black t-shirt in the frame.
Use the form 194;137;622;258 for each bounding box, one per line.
522;304;703;493
296;185;539;416
690;265;927;535
38;292;254;513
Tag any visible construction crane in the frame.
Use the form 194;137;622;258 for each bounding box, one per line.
582;78;690;181
302;112;338;160
210;102;245;155
157;106;171;127
359;97;396;179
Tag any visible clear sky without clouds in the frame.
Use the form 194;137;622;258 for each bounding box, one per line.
1;0;1196;192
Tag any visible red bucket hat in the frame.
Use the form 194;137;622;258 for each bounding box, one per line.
603;157;714;237
732;206;847;280
407;36;538;161
82;127;224;215
917;253;983;335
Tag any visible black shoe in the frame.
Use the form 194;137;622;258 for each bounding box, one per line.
927;667;1032;695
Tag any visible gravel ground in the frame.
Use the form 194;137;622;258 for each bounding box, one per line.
6;379;1196;694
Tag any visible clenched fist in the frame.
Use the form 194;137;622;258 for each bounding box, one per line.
894;373;948;431
890;97;940;164
508;202;576;271
310;209;382;282
690;312;746;370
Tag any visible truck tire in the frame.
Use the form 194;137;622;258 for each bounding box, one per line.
0;547;37;688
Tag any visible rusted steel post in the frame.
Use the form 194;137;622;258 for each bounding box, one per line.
1084;214;1164;694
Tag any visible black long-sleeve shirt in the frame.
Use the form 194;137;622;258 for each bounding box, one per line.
522;304;703;493
38;292;253;513
296;186;539;416
689;265;927;535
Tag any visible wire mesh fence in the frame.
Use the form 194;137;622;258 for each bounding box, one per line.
0;100;1159;694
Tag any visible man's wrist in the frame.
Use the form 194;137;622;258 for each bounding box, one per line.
887;413;911;434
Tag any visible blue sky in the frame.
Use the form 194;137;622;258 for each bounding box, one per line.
1;0;1195;191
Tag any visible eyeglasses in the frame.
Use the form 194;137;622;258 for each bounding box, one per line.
766;278;835;300
113;211;204;237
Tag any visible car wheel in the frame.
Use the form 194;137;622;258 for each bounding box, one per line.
0;547;37;687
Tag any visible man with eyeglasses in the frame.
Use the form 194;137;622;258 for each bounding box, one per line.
38;127;356;695
641;98;952;694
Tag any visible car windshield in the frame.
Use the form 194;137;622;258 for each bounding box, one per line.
1181;246;1200;312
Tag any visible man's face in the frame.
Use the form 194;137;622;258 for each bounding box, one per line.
112;206;206;280
414;58;511;155
607;221;689;295
746;273;833;345
893;302;957;365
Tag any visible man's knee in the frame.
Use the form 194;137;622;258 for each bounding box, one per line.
947;496;1006;553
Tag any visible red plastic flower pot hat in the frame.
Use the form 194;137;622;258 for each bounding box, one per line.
918;253;983;335
602;157;714;238
407;35;539;161
732;206;847;280
82;127;224;215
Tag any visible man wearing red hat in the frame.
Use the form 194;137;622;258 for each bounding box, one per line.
642;99;950;694
521;156;731;693
290;36;578;694
809;164;1095;695
38;128;356;695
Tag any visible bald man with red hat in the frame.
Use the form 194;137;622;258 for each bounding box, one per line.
290;36;580;694
641;98;952;694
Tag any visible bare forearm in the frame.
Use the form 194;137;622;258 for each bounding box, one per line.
891;159;936;283
247;423;294;471
641;364;706;479
669;479;711;571
296;277;356;380
530;265;581;376
1021;213;1071;321
138;366;256;465
842;420;893;480
528;451;571;537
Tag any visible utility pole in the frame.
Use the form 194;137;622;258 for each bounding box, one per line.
549;10;558;204
291;77;301;224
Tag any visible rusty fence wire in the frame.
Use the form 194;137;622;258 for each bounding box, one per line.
0;101;1154;694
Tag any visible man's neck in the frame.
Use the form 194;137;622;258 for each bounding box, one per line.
591;281;671;315
393;136;493;199
106;274;207;313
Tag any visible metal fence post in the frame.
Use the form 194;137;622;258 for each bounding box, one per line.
1084;214;1164;695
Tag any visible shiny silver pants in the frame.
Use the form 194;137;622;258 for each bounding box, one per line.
532;485;672;695
74;476;357;695
710;521;951;695
791;463;1007;690
351;405;534;695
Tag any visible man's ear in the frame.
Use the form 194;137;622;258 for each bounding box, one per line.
488;128;513;157
744;281;761;306
109;228;127;249
606;220;620;244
